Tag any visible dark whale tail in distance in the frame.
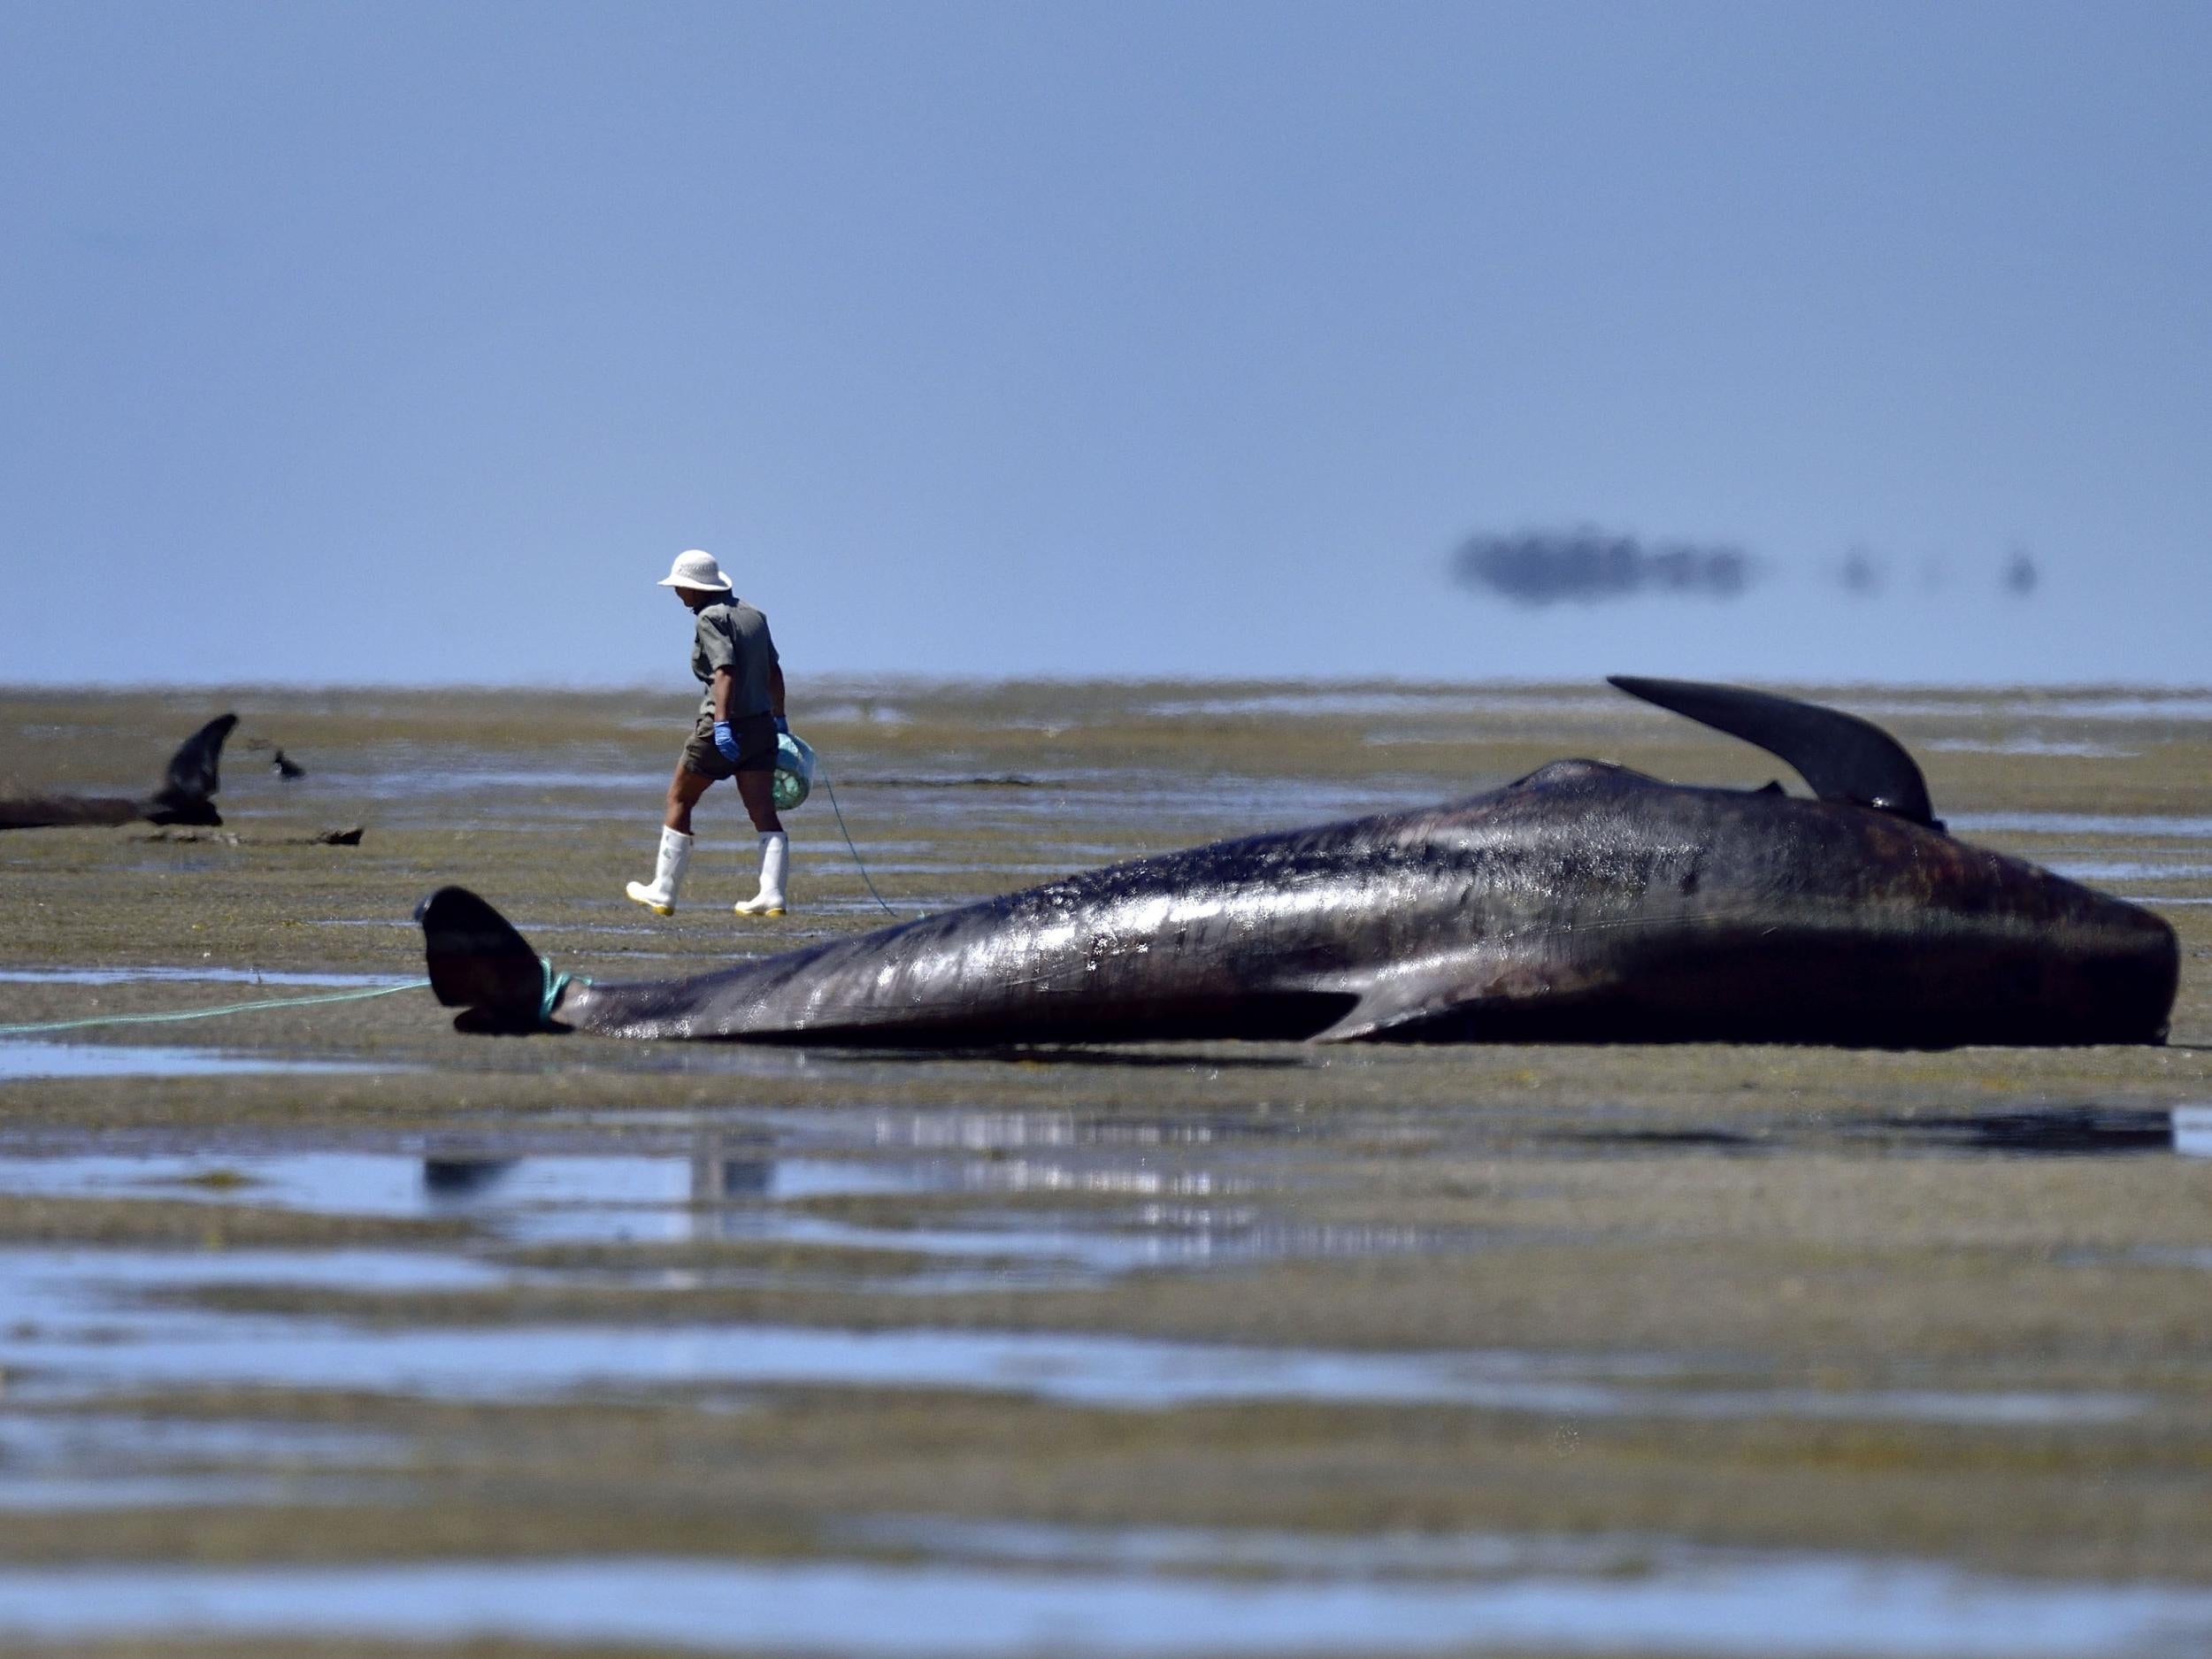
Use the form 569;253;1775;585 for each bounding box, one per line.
416;886;551;1034
142;714;239;826
1609;677;1939;829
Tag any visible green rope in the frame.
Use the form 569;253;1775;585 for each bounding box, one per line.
538;957;579;1026
816;761;902;919
0;978;432;1038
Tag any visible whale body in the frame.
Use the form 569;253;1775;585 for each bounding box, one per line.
418;681;2178;1048
0;715;237;833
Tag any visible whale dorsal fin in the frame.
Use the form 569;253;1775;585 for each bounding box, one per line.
1608;676;1939;829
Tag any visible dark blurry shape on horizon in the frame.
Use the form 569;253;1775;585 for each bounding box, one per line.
1451;528;1758;606
1839;547;1885;596
1454;531;2044;608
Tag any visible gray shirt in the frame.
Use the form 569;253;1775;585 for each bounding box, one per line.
691;597;780;718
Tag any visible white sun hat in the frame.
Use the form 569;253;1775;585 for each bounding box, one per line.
657;549;733;592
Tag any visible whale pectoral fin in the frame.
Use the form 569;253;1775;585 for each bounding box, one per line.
1308;956;1617;1043
1608;676;1939;829
415;886;559;1035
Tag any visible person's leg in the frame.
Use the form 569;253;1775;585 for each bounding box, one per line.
733;763;789;916
664;766;716;833
627;765;715;915
733;771;782;836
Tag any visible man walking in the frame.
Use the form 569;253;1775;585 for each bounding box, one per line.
625;549;792;918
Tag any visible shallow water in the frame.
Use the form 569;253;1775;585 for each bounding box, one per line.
1952;811;2212;839
1925;737;2137;758
2045;860;2212;882
0;1250;2139;1425
0;1414;404;1511
0;1043;375;1079
0;1550;2208;1657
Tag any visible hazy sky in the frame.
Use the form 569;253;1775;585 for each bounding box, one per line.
3;2;2206;687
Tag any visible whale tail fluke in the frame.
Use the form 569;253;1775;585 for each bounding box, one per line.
416;886;553;1034
1608;677;1940;830
142;713;239;826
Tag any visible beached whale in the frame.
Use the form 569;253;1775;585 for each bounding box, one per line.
0;715;237;833
417;680;2177;1047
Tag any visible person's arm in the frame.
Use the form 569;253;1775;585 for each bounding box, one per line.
710;669;741;761
769;664;787;733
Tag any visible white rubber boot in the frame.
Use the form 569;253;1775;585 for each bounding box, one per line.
734;831;788;917
624;826;693;916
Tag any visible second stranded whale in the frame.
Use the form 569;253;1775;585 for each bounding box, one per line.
417;680;2177;1048
0;714;236;833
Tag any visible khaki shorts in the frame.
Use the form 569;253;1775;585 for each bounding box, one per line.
680;711;778;780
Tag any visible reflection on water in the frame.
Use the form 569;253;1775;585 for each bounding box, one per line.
1880;1107;2212;1159
0;1133;1469;1284
1565;1110;2212;1161
841;1107;1300;1148
0;1146;920;1248
0;1547;2206;1657
421;1156;516;1197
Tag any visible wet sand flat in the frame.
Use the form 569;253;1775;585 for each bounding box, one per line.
3;681;2212;1656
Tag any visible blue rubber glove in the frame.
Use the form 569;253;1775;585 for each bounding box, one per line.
772;714;790;736
712;720;742;763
